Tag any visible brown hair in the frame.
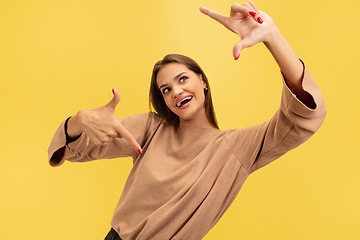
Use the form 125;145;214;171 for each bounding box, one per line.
149;54;218;129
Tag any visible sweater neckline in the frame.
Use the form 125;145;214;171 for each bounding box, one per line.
179;121;221;132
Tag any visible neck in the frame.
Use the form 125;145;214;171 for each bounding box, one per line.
179;108;215;129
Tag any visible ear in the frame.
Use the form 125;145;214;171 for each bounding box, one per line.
200;74;207;89
203;82;208;91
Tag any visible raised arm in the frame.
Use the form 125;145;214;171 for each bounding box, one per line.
200;1;315;108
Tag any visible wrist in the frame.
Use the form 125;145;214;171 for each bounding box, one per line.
67;113;83;138
262;26;304;89
263;26;283;49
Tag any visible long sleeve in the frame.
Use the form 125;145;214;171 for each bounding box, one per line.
225;61;326;174
47;112;161;167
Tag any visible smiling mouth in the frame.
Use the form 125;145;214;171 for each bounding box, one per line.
176;96;193;108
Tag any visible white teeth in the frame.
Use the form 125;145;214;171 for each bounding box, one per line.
177;96;192;107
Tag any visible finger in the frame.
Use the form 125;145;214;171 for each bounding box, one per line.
231;2;263;24
90;134;109;147
199;7;227;25
116;123;143;155
230;3;249;17
86;128;112;146
106;129;118;138
233;38;255;60
98;135;114;146
242;2;255;12
106;88;121;113
248;1;259;13
248;1;263;24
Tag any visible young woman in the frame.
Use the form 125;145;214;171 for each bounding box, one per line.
48;1;326;239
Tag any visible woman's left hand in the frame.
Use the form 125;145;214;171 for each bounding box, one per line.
200;1;277;60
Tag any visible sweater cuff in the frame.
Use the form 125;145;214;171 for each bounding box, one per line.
281;60;320;116
280;60;327;133
64;116;81;144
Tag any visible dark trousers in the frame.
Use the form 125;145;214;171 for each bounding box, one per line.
105;228;122;240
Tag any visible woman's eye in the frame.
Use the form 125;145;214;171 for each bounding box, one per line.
179;77;188;83
163;88;170;94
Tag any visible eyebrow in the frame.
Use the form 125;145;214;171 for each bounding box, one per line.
159;71;187;90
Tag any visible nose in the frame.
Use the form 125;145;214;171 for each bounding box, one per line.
172;86;183;99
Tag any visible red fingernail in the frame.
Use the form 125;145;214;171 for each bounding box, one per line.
235;53;240;60
257;17;263;24
112;88;115;94
137;149;143;155
249;11;257;17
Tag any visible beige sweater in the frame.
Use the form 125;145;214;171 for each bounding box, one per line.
48;65;326;240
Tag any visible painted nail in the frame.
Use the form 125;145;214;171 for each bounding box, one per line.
257;17;263;24
235;53;240;60
112;88;115;94
137;149;143;155
249;11;257;17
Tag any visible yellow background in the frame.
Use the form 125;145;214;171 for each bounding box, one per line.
1;0;359;239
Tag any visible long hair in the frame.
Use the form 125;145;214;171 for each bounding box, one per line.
149;54;218;129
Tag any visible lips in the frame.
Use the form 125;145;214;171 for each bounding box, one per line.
176;95;193;108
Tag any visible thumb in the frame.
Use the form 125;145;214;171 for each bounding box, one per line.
233;38;254;60
106;88;121;113
233;41;243;60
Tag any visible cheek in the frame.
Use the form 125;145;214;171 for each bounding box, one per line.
196;85;206;101
200;92;206;105
163;96;174;109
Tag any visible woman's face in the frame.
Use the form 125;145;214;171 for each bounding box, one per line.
157;63;208;126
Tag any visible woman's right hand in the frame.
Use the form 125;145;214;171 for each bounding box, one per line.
67;88;143;154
